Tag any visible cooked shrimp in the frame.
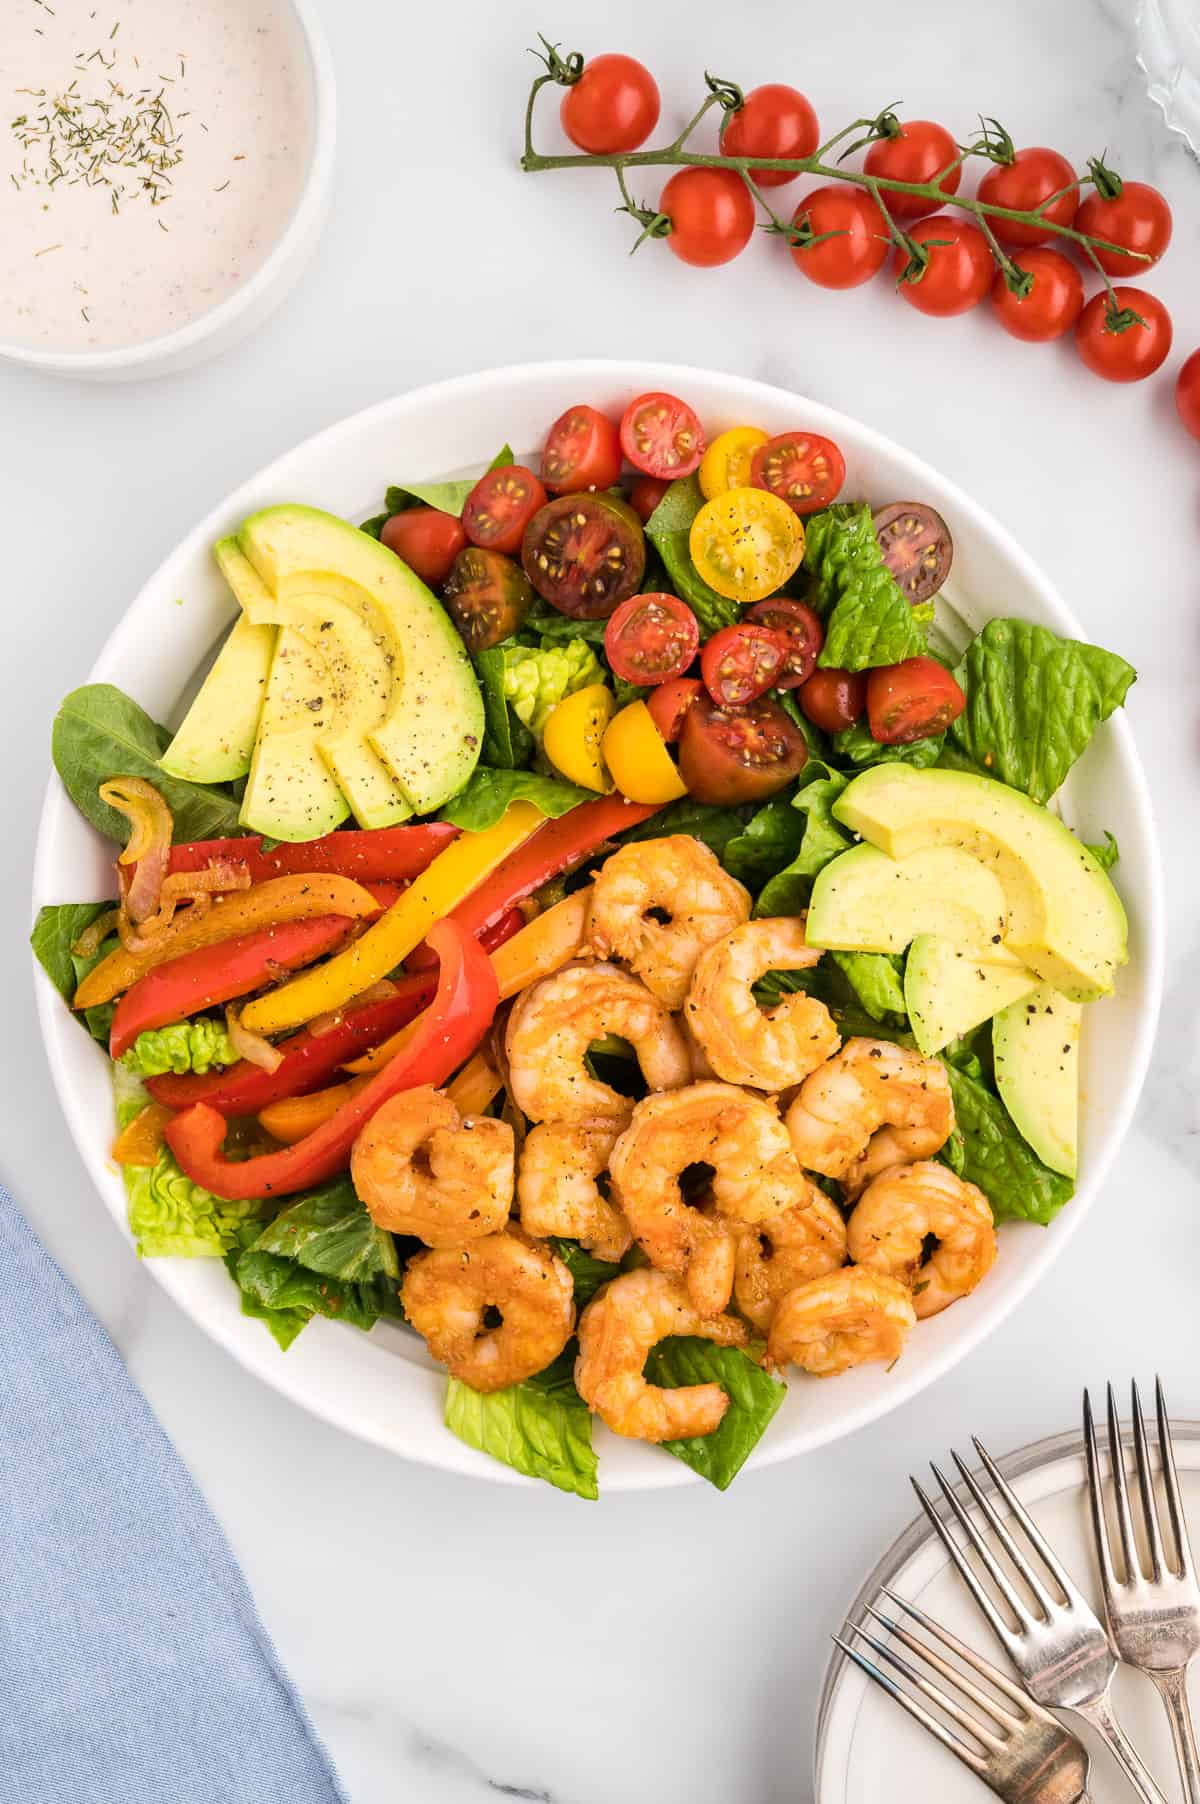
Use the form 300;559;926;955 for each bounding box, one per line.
766;1269;916;1377
733;1182;848;1333
785;1038;954;1180
575;1268;747;1442
608;1081;809;1314
588;835;751;1009
840;1124;955;1200
401;1231;574;1392
847;1160;997;1318
517;1121;630;1263
685;918;841;1090
504;960;690;1124
352;1085;512;1247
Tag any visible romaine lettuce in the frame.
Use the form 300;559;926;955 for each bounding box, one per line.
754;773;852;916
445;1351;599;1500
939;1047;1074;1225
121;1019;237;1077
645;1338;786;1490
30;901;117;1043
804;505;930;671
439;766;593;831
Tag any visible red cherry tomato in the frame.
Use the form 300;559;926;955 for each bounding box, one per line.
540;405;622;495
1176;349;1200;439
863;120;961;218
1075;287;1173;383
990;248;1084;342
647;677;703;744
750;432;845;516
659;167;756;268
678;693;809;805
1075;180;1172;276
700;622;789;708
628;475;671;522
620;391;706;479
560;54;660;155
380;507;466;588
718;83;819;188
798;667;867;734
461;464;548;557
604;593;700;686
790;187;889;289
977;147;1078;248
866;657;966;744
743;599;824;688
895;218;993;317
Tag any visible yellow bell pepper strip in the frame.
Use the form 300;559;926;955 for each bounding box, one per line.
111;1100;174;1167
74;874;382;1011
446;1047;503;1116
602;701;689;805
238;802;543;1039
542;684;616;792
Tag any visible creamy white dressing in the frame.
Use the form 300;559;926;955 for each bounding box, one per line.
0;0;312;351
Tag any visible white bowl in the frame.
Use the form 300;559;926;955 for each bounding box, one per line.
0;0;335;383
31;361;1165;1491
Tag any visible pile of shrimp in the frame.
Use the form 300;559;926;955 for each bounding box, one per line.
348;835;999;1446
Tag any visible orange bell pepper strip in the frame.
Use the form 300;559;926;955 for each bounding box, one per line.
111;1100;174;1168
446;1048;503;1116
258;1075;371;1145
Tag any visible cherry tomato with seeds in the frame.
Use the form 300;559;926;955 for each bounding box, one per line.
976;147;1078;248
743;598;824;687
560;54;660;155
521;492;646;617
604;593;700;686
701;622;789;708
718;83;819;188
461;464;547;557
689;487;805;604
895;217;992;316
380;507;466;589
872;503;953;604
540;405;623;495
647;677;703;744
751;431;845;516
620;391;706;479
698;426;768;500
628;475;671;522
990;248;1084;342
1075;180;1172;276
659;167;757;267
866;657;966;744
863;119;961;218
678;693;809;805
797;667;867;734
1175;349;1200;439
443;547;533;652
1074;287;1173;383
790;186;890;289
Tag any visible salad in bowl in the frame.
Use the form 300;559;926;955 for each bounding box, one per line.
33;376;1140;1498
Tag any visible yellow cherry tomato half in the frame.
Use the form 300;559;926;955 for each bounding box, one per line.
542;683;616;792
601;701;688;804
698;425;769;500
689;487;805;603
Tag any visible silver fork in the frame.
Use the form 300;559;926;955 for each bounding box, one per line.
1084;1379;1200;1802
835;1587;1092;1802
914;1440;1169;1804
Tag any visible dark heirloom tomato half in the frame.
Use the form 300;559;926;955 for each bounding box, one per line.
750;432;845;516
380;507;466;588
443;546;533;652
872;502;953;604
647;676;703;743
604;592;699;685
540;404;623;495
798;667;867;734
678;693;809;804
700;622;788;708
461;464;547;557
743;598;824;687
522;492;646;618
866;656;966;744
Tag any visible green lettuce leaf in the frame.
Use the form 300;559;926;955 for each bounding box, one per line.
832;720;945;769
645;1339;786;1490
620;796;746;859
804;505;930;671
445;1353;599;1500
230;1247;404;1337
252;1177;399;1282
754;962;913;1045
755;773;852;916
30;901;117;1043
1085;831;1119;871
830;951;907;1023
121;1018;237;1076
475;647;535;770
723;795;807;888
358;513;387;541
440;767;593;832
526;610;609;646
223;1223;308;1350
645;476;739;637
551;1239;619;1307
501;640;605;738
385;443;515;520
115;1072;267;1258
939;1049;1074;1225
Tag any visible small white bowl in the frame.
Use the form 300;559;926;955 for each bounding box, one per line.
0;0;335;383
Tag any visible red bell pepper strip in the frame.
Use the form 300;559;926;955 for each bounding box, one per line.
164;825;458;885
404;903;526;971
110;915;355;1060
164;919;498;1200
145;971;437;1115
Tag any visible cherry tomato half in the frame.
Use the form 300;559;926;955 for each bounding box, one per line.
461;464;547;557
659;167;756;267
690;487;805;604
1176;349;1200;440
718;83;819;188
871;502;953;604
1075;180;1172;277
698;426;768;500
751;431;846;516
380;507;465;588
790;186;889;289
647;676;703;743
895;217;993;317
628;475;671;522
990;248;1083;343
604;592;700;685
701;622;789;708
864;119;961;218
443;547;533;652
866;657;966;744
620;391;706;479
976;147;1078;248
560;54;660;155
744;598;824;687
540;405;623;495
521;492;646;617
1074;287;1173;383
678;693;809;805
798;667;867;734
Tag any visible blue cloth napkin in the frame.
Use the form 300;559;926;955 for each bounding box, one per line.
0;1184;347;1804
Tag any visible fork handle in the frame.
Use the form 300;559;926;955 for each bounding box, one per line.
1073;1692;1171;1804
1150;1666;1200;1803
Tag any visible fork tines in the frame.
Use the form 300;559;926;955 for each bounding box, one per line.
1084;1377;1192;1587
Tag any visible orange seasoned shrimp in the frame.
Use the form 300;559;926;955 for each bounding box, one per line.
847;1160;997;1318
733;1182;848;1332
685;917;841;1090
785;1038;953;1180
575;1268;747;1442
517;1121;630;1263
401;1231;574;1392
352;1085;512;1246
840;1125;954;1200
504;960;691;1124
588;835;751;1008
766;1269;916;1377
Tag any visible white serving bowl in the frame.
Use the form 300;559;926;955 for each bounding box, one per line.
0;0;335;383
31;361;1164;1491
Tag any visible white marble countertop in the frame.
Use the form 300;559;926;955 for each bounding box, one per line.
3;0;1198;1797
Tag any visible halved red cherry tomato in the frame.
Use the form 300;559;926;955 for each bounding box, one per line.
976;147;1078;248
701;623;788;708
990;248;1083;343
604;593;699;686
895;218;992;316
628;475;670;522
864;120;961;218
1075;179;1172;276
718;83;819;187
798;667;867;734
790;187;889;289
540;405;622;495
1176;349;1200;439
380;508;465;588
620;391;706;478
679;693;809;805
867;657;966;744
750;432;845;516
744;599;824;687
521;492;646;618
647;677;703;744
443;547;533;651
659;168;756;267
560;54;660;155
461;464;547;557
1075;287;1173;383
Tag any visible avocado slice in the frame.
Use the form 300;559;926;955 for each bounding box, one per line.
904;934;1039;1057
993;984;1082;1177
237;504;483;815
159;612;275;784
833;766;1126;1001
807;842;1010;955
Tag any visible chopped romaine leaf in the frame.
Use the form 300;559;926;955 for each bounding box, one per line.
645;1338;786;1490
805;505;930;671
444;1356;599;1500
440;767;593;832
939;1046;1074;1225
121;1019;237;1077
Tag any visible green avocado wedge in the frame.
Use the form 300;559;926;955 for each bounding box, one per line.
159;611;274;785
992;984;1082;1178
904;934;1039;1057
806;842;1009;955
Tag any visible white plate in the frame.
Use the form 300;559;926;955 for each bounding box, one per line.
30;361;1165;1490
816;1419;1200;1801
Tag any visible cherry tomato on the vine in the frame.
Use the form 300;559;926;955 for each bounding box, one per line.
560;54;660;155
976;147;1078;248
700;622;789;708
380;507;465;589
628;475;671;522
620;391;705;479
895;217;993;317
718;83;819;187
797;667;867;734
743;598;824;687
659;167;756;267
790;186;889;289
540;405;622;495
1074;287;1173;383
867;657;966;745
461;465;547;557
678;693;809;805
604;593;700;686
647;677;703;744
750;431;845;516
1175;349;1200;440
990;248;1084;343
863;120;961;218
1075;180;1172;276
